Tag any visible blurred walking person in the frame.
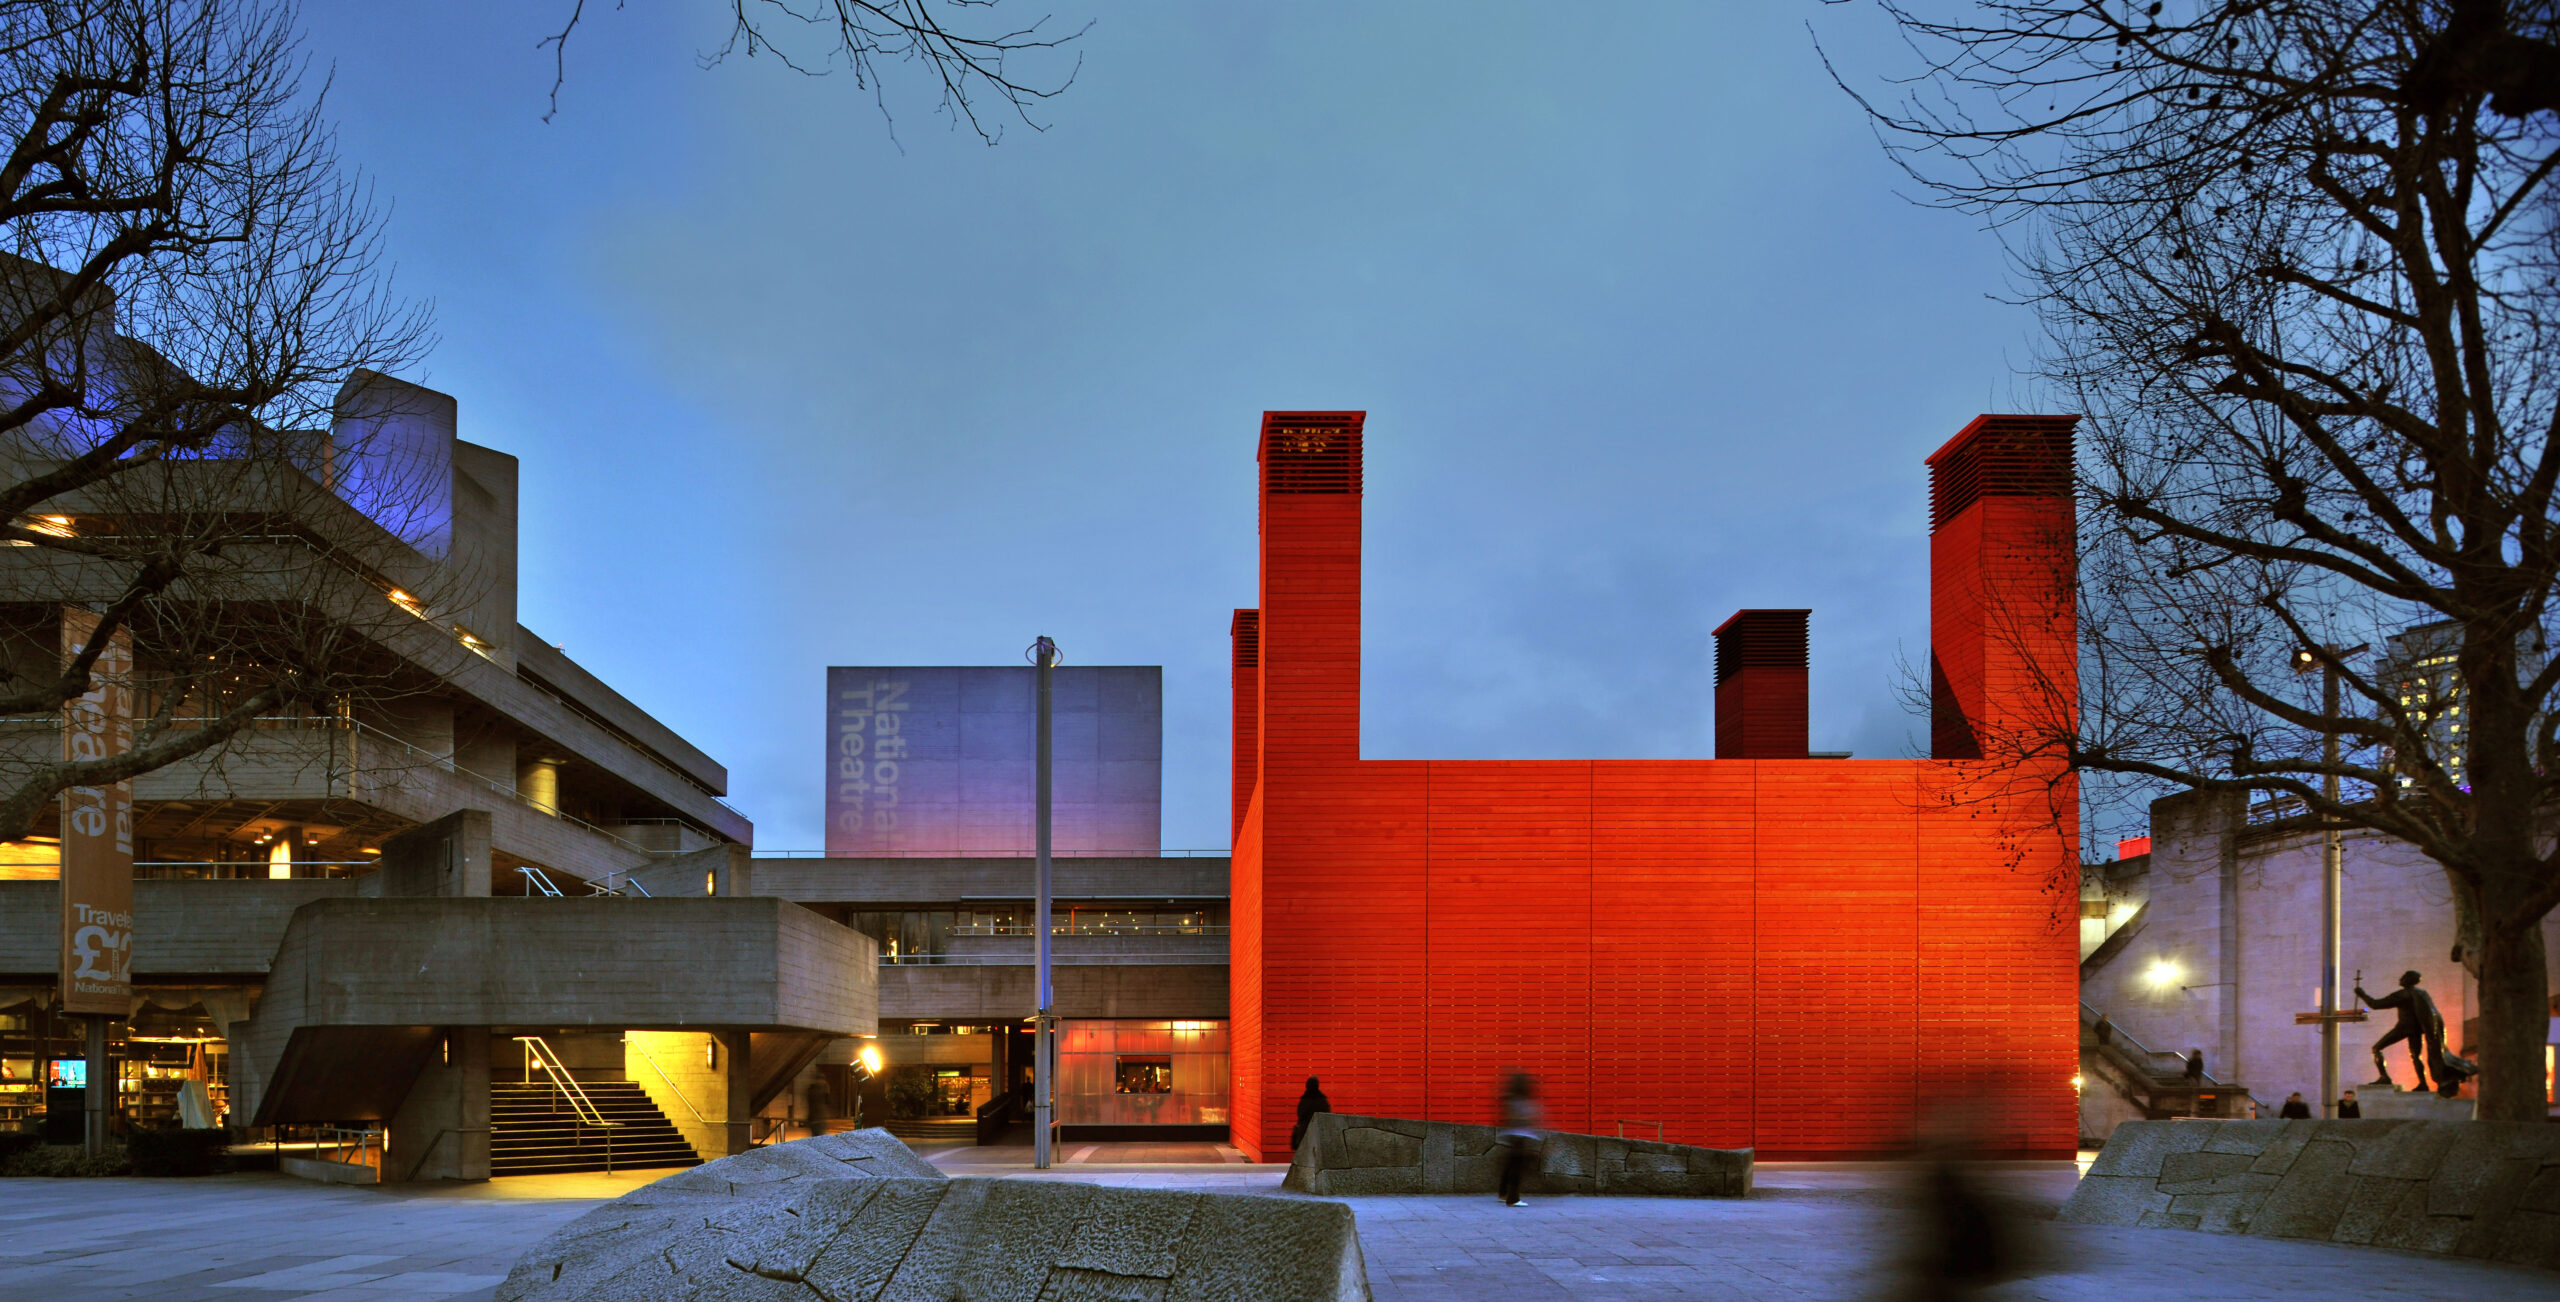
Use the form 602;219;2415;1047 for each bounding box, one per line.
1497;1073;1543;1207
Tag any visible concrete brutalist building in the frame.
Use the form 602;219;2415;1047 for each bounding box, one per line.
0;371;877;1180
2077;788;2560;1143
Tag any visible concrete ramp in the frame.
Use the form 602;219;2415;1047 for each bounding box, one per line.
1285;1112;1751;1197
2062;1119;2560;1270
501;1129;1368;1301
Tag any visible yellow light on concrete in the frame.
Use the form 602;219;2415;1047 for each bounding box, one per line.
267;840;292;880
2144;957;2185;991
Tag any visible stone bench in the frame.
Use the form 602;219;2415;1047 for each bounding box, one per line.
1283;1112;1752;1197
2060;1119;2560;1271
501;1128;1369;1300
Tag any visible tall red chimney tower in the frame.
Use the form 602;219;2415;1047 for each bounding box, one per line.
1713;609;1810;759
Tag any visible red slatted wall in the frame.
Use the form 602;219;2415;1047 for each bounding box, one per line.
1228;411;2080;1160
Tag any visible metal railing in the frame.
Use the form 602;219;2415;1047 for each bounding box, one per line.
753;848;1231;859
877;952;1225;966
510;668;748;820
314;1125;383;1171
348;720;710;856
951;924;1229;937
7;710;734;860
2081;1001;2226;1086
620;1036;716;1123
1612;1120;1665;1141
516;1035;620;1172
133;860;376;880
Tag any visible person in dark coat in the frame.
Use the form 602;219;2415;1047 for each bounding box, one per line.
806;1073;833;1136
1290;1076;1331;1151
2357;970;2441;1090
2337;1089;2361;1118
2277;1092;2312;1119
2183;1051;2205;1084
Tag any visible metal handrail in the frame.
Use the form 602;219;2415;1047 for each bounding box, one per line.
877;952;1225;965
753;848;1232;858
2081;1001;2226;1085
620;1035;716;1123
518;866;565;898
951;924;1229;937
314;1125;383;1169
516;1036;615;1129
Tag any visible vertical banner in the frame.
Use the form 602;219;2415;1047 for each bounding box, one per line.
58;607;133;1016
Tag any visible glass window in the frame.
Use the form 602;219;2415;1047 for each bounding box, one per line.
1116;1056;1172;1094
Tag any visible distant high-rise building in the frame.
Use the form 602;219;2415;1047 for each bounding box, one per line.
2381;617;2553;789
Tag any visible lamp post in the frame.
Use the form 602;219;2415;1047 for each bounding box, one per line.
2293;642;2369;1118
1029;636;1058;1170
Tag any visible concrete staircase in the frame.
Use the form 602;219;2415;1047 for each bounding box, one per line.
490;1079;700;1176
882;1116;977;1144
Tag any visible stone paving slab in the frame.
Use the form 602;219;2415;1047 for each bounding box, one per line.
4;1154;2559;1299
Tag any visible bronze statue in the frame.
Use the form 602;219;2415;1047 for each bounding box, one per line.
2355;969;2441;1091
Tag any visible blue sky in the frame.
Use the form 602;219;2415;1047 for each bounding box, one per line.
301;3;2054;852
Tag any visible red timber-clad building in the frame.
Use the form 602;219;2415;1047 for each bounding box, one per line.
1227;412;2082;1160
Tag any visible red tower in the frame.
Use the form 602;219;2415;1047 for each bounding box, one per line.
1229;412;2080;1160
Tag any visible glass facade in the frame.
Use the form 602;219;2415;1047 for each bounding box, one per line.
1056;1019;1227;1127
843;905;1226;963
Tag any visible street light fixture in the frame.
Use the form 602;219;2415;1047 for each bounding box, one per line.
2292;641;2370;1119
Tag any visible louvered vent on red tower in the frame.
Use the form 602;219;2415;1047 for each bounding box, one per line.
1260;412;1365;495
1713;610;1810;685
1231;609;1260;668
1925;415;2077;530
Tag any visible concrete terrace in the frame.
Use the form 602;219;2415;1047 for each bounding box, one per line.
2;1150;2556;1300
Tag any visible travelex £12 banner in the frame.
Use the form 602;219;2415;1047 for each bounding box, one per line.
59;607;133;1016
826;666;1161;857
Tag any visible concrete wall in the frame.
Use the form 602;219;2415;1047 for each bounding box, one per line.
625;1030;728;1161
515;636;726;797
447;440;518;672
2085;791;2560;1109
0;879;353;977
878;963;1226;1021
364;810;490;899
234;896;877;1125
625;843;751;900
387;1029;490;1181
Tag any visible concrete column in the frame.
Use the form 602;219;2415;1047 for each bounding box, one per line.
718;1030;752;1155
387;1028;489;1182
519;758;561;816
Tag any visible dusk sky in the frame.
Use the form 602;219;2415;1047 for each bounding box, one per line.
301;4;2058;853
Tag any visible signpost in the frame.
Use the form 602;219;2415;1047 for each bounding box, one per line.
1030;636;1057;1171
58;608;135;1157
2292;642;2369;1117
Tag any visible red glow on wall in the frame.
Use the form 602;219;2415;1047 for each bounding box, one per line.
1229;411;2081;1161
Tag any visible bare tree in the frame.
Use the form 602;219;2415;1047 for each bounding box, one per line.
1830;0;2560;1120
0;0;436;846
541;0;1087;137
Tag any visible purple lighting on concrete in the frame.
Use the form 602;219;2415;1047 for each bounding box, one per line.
825;665;1161;857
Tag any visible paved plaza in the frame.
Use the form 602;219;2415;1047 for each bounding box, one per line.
0;1146;2554;1300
